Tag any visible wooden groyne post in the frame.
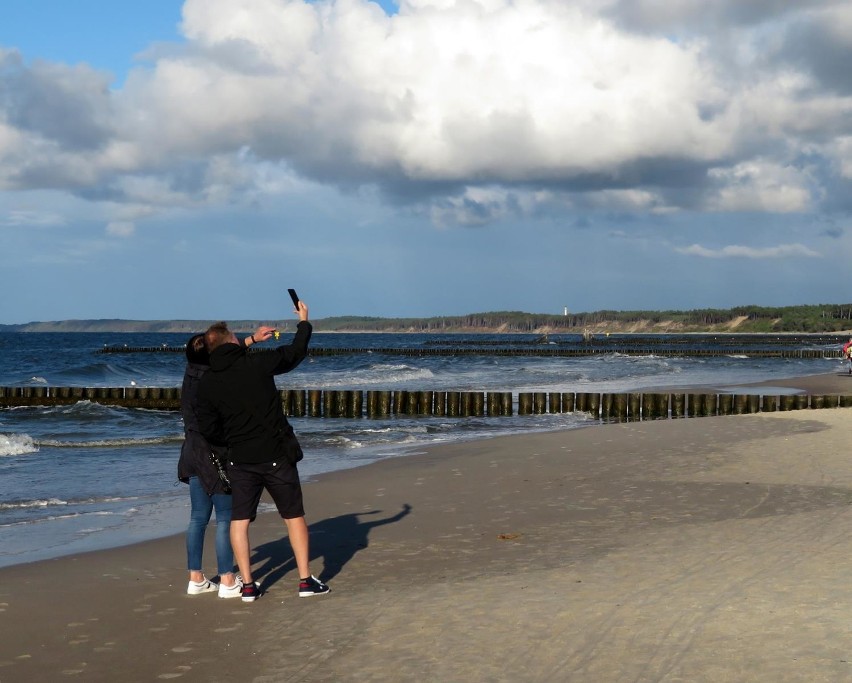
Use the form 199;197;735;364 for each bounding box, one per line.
4;387;852;422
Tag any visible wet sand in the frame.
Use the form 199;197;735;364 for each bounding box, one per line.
2;373;852;682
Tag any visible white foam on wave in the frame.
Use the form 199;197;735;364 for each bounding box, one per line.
323;435;365;448
0;509;119;529
37;435;183;448
0;433;39;456
0;497;67;511
14;400;120;416
317;364;436;386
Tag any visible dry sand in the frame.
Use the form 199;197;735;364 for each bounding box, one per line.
2;374;852;682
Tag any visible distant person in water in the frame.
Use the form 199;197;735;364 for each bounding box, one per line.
178;325;275;597
196;301;330;602
844;338;852;375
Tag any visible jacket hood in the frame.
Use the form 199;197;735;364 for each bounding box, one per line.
208;343;244;372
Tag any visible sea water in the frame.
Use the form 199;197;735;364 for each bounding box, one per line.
0;331;843;567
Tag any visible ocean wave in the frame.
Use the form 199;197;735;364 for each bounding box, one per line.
53;361;143;381
303;363;437;387
370;363;419;371
0;497;68;511
0;494;140;530
323;435;365;448
0;433;39;456
6;400;128;417
36;435;183;448
0;495;133;512
0;509;122;529
0;512;82;528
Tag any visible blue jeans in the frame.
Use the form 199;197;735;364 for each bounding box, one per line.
186;476;234;576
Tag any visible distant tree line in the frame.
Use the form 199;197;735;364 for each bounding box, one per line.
4;304;852;334
313;304;852;333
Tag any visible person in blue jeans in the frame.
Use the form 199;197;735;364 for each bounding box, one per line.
178;326;275;597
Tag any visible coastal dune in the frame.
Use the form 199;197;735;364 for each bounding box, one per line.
2;375;852;681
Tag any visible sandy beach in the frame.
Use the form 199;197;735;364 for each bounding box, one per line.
3;373;852;682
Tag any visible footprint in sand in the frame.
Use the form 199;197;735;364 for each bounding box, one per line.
61;666;87;675
214;624;243;633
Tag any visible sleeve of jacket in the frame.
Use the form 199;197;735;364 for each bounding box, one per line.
265;320;312;375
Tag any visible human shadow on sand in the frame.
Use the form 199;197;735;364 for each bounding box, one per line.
250;503;412;589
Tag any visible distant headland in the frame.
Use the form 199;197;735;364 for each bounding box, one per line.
3;304;852;334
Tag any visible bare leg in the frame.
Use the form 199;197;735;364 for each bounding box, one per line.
230;519;253;584
190;570;236;586
284;516;310;578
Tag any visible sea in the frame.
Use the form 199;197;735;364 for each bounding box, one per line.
0;331;844;568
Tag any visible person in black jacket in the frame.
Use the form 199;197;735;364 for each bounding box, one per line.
196;301;330;602
178;326;275;597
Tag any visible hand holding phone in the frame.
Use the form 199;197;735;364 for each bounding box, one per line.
288;288;308;322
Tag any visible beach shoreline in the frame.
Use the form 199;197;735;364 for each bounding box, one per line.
2;371;852;681
5;367;850;571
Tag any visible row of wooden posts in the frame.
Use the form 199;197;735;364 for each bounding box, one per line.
2;386;852;420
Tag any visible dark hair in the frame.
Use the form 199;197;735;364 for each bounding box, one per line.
204;322;232;354
185;333;209;365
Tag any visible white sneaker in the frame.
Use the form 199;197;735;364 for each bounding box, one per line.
218;576;244;599
187;576;219;595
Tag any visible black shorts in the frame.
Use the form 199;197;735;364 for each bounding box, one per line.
227;460;304;521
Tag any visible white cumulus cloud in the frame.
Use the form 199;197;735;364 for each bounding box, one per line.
1;0;851;227
675;243;822;259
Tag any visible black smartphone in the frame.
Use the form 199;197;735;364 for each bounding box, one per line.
287;288;300;308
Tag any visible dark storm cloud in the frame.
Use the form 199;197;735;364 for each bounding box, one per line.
604;0;830;33
780;17;852;95
1;0;851;225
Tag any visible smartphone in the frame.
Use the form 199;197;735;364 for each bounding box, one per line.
287;288;300;308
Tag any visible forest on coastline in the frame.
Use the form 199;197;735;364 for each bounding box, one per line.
4;304;852;334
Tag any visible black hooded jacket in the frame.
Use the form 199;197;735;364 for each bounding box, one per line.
196;321;312;465
177;361;228;494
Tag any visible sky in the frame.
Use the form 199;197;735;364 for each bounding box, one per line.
2;0;852;324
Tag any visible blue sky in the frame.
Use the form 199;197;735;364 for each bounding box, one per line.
2;0;852;324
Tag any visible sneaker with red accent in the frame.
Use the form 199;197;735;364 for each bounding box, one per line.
241;581;261;602
298;575;330;597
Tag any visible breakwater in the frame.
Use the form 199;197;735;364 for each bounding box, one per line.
96;332;851;359
3;386;851;421
95;346;845;359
